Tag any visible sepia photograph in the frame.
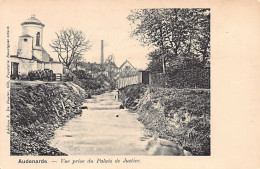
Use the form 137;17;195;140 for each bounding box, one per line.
1;0;259;168
8;8;210;156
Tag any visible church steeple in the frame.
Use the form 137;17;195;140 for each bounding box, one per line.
21;14;44;49
19;14;45;60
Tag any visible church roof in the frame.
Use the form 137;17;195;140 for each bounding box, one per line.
20;34;32;37
42;48;54;61
21;14;45;27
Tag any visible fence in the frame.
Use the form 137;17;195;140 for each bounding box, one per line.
116;68;210;89
116;74;140;88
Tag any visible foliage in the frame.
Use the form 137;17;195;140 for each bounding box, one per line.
119;84;210;155
20;73;29;80
76;61;107;76
103;54;119;87
10;82;86;155
28;69;56;81
119;83;147;110
128;8;210;73
165;68;210;89
50;28;92;69
72;70;92;79
147;49;163;73
150;68;210;89
71;70;112;94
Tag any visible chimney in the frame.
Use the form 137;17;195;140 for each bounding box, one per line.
101;40;104;65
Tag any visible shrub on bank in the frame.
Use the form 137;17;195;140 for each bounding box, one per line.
71;70;112;95
10;82;85;155
118;83;147;110
119;84;210;156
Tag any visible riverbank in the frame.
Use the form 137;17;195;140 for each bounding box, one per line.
10;82;86;155
119;84;210;155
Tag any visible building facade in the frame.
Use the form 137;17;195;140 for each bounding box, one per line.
10;14;63;79
118;60;138;77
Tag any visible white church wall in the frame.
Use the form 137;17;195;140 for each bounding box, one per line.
12;15;65;77
22;24;43;49
33;50;43;61
19;59;38;75
44;62;63;74
10;57;38;75
44;63;51;70
18;36;33;59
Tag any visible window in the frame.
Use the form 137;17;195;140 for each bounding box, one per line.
23;38;27;42
36;32;40;46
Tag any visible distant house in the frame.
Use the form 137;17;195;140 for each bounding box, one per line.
10;14;64;79
116;60;140;88
103;61;119;77
118;60;138;77
104;62;118;73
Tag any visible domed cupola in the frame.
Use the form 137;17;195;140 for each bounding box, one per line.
21;14;45;27
21;14;44;49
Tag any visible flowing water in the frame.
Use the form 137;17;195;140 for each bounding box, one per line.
49;91;151;155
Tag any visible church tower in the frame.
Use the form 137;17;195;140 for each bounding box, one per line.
18;14;45;60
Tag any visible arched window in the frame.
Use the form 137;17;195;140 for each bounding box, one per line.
36;32;40;46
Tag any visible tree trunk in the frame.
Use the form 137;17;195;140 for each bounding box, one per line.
162;54;166;73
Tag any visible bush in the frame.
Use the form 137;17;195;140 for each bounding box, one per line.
120;85;210;156
71;70;112;94
118;83;147;109
10;83;85;155
73;70;92;79
20;73;28;80
28;69;56;81
165;68;210;89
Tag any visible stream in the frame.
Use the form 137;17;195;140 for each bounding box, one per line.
49;90;151;155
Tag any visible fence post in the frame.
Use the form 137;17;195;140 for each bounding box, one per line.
148;72;151;100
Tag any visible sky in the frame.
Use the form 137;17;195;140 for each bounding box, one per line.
0;0;152;69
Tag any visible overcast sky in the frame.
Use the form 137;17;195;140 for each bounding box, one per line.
1;0;152;69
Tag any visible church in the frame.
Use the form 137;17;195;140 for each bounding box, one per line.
10;14;63;79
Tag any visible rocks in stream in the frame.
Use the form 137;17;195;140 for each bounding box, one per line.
80;106;88;109
119;105;125;109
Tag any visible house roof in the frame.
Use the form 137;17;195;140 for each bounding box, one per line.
104;62;118;68
21;14;45;27
10;55;37;61
32;56;41;62
119;60;135;69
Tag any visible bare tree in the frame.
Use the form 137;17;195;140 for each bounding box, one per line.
105;54;116;80
105;54;115;64
50;28;91;69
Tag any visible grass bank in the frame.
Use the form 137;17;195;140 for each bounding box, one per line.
119;84;210;156
10;82;86;156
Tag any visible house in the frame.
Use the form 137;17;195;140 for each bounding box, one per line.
118;60;138;77
10;14;63;79
103;61;119;78
116;60;140;88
